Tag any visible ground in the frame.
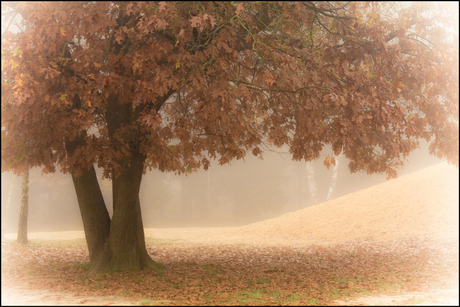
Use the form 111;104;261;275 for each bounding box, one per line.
1;162;459;305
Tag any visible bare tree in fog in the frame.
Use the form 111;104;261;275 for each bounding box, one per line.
1;175;16;241
326;153;343;201
17;167;29;245
2;2;30;245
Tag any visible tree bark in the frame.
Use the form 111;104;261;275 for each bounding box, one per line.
71;165;111;262
306;162;318;206
326;153;342;201
2;174;16;241
87;149;164;276
65;110;111;263
17;168;29;245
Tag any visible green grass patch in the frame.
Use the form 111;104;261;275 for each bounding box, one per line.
138;298;153;306
202;264;223;276
256;278;271;284
235;289;274;305
407;297;427;305
133;277;145;284
328;288;340;298
334;277;357;284
171;283;180;290
74;263;91;271
263;268;282;273
374;282;401;292
218;289;307;305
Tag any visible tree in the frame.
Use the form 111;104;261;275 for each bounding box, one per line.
326;153;342;201
1;2;458;276
306;161;318;205
1;174;16;241
17;166;29;245
2;2;31;245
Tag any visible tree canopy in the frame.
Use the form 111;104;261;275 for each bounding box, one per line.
1;1;458;275
3;1;458;179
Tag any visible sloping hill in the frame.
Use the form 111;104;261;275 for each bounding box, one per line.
222;161;459;245
11;162;459;247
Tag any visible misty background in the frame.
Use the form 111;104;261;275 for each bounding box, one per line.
1;2;457;235
1;139;444;233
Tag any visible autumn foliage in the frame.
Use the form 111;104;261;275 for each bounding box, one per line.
1;2;458;275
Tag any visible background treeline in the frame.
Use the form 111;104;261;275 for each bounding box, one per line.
1;141;441;232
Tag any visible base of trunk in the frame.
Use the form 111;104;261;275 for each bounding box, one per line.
86;241;164;277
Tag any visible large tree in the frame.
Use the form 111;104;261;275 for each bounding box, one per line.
2;2;458;275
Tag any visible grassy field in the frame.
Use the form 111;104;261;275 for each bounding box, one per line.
1;236;458;305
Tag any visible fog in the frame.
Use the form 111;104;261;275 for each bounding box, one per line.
1;2;457;236
1;140;444;234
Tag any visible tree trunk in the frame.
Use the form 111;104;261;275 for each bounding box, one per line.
306;162;318;206
326;153;342;201
87;149;164;277
2;174;16;241
72;88;163;275
71;165;111;262
65;115;111;263
17;168;29;245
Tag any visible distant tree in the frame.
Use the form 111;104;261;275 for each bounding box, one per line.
1;174;16;241
17;167;29;245
2;2;31;245
1;2;458;276
326;153;343;201
306;161;318;205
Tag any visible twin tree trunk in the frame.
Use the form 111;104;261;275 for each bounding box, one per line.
66;94;163;276
71;151;163;276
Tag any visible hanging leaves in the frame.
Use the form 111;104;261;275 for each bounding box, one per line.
12;47;23;58
1;1;458;180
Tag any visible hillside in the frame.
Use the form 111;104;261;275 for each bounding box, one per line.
142;161;460;246
6;162;459;246
222;161;459;245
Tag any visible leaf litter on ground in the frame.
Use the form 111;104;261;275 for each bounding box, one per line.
2;236;458;306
